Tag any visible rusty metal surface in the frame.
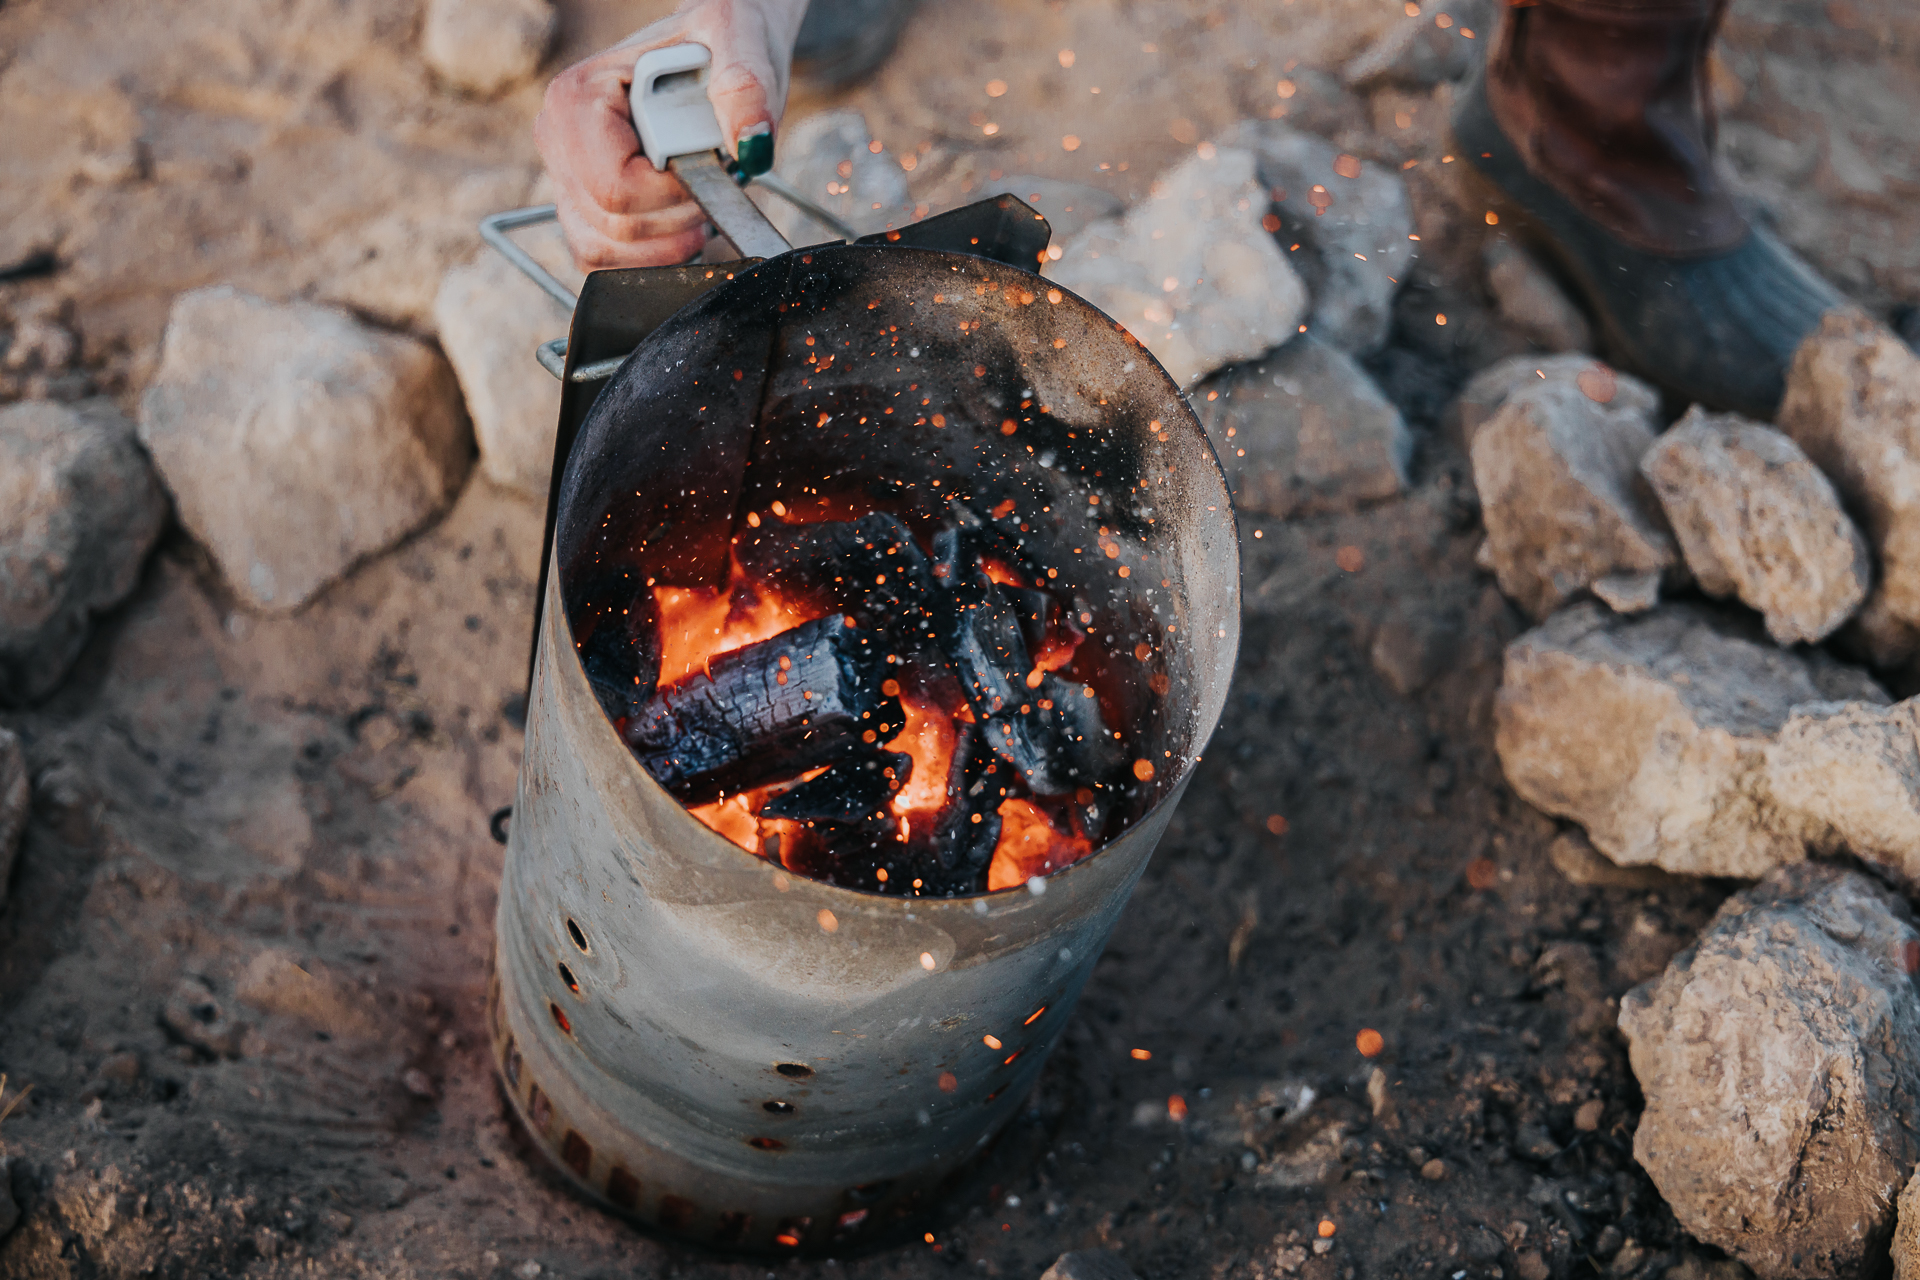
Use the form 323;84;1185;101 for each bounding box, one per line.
492;243;1240;1253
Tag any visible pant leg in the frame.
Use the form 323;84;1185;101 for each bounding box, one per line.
1488;0;1745;255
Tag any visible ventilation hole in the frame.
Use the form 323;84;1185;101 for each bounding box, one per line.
557;962;580;994
775;1062;813;1079
763;1100;795;1114
606;1166;640;1211
659;1195;696;1231
561;1129;592;1178
550;1001;572;1035
748;1136;786;1151
566;917;589;952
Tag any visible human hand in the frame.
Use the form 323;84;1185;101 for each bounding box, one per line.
533;0;810;271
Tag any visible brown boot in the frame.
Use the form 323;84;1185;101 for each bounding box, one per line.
1455;0;1841;418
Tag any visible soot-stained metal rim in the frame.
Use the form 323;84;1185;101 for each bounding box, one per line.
550;241;1243;905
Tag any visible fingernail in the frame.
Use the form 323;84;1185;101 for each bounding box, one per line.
735;122;773;178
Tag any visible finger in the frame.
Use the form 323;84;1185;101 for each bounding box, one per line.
555;199;710;272
566;195;711;246
536;56;694;217
680;1;808;170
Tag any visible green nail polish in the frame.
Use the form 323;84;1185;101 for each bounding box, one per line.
735;127;774;178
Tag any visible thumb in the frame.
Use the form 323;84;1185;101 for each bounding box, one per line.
682;1;807;177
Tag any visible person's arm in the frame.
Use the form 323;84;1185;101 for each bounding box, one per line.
534;0;811;271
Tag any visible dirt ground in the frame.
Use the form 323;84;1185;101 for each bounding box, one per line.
1;0;1918;1277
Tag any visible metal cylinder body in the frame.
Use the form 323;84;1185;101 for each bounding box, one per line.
489;246;1239;1253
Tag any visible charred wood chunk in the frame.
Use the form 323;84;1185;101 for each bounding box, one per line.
623;614;888;804
983;673;1126;801
761;748;911;823
934;569;1034;719
735;513;939;641
570;566;660;720
934;720;1003;877
1008;587;1056;660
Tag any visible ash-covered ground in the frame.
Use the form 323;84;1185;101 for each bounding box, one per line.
1;0;1918;1277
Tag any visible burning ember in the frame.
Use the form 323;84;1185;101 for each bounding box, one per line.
575;500;1127;896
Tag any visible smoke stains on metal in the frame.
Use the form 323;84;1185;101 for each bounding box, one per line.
491;242;1239;1253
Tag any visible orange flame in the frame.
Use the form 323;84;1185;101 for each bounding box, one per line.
987;798;1093;890
888;692;957;815
653;518;1102;892
653;553;820;686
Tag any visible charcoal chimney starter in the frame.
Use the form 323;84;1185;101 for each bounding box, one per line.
488;240;1239;1252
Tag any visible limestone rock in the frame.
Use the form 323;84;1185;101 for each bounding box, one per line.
1192;335;1411;518
1778;308;1920;639
434;249;568;499
1471;377;1675;619
422;0;556;97
1895;1167;1920;1280
139;287;470;612
1643;407;1870;644
1041;1251;1138;1280
0;727;24;910
1218;121;1416;355
236;948;385;1041
753;109;912;244
1591;571;1661;614
1767;699;1920;892
976;175;1123;244
0;399;168;704
1484;239;1592;353
1843;589;1920;670
1495;602;1885;878
1547;830;1679;891
1621;863;1920;1279
1046;147;1308;388
161;975;248;1058
1449;354;1654;453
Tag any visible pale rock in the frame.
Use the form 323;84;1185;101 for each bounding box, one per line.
162;975;248;1058
1046;147;1308;388
0;727;24;910
1041;1252;1138;1280
977;175;1123;244
1642;407;1869;645
1592;571;1662;614
1449;353;1653;452
422;0;556;97
0;399;168;704
753;109;912;244
1778;308;1920;640
236;948;386;1041
139;288;470;612
1254;1121;1346;1189
1192;335;1410;518
1495;602;1885;878
1217;121;1416;354
1844;589;1920;669
1342;0;1490;91
434;247;569;498
1894;1168;1920;1280
1484;239;1592;353
1767;699;1920;892
1547;830;1679;891
1621;863;1920;1280
1471;377;1675;619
